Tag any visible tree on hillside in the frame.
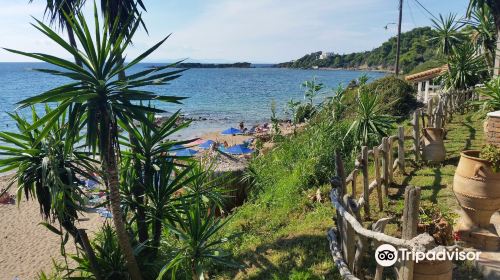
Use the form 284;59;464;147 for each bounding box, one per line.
468;0;500;76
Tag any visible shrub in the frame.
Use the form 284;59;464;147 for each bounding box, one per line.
295;103;316;123
342;76;419;119
480;144;500;172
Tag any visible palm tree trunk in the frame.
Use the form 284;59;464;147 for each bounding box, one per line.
102;111;143;280
131;138;148;243
151;216;162;256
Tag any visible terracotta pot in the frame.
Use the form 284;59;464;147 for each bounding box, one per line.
453;150;500;229
422;128;446;163
413;259;452;280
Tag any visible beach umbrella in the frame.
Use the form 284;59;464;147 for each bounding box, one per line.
221;127;243;135
225;144;254;155
175;149;198;157
199;140;215;149
168;144;185;151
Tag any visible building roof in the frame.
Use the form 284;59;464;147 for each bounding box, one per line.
405;65;448;82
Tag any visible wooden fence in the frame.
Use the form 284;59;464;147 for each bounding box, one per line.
327;89;477;280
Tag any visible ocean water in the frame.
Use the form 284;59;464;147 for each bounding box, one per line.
0;63;385;139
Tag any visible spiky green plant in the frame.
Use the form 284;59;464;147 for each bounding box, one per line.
441;42;487;90
0;106;95;247
157;198;241;280
477;76;500;110
429;14;464;56
3;6;185;279
344;86;395;147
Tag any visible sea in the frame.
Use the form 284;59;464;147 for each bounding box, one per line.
0;63;385;140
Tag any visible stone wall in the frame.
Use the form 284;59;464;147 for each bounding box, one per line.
486;111;500;147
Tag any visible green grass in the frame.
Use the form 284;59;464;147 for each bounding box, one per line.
213;118;352;279
214;104;486;279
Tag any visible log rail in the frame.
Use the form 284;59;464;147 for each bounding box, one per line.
328;89;477;280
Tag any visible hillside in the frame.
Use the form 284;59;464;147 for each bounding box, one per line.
277;27;440;74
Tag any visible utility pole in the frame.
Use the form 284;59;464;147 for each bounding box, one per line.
395;0;403;76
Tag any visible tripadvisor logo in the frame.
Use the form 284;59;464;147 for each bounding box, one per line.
375;244;482;267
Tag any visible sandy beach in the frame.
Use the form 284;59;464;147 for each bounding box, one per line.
0;174;104;280
0;123;290;279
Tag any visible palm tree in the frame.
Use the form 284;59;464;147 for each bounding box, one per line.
29;0;85;66
467;0;500;76
4;9;185;280
429;14;464;57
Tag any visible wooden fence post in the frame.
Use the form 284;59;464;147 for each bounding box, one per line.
381;137;389;197
361;146;370;220
388;138;394;185
412;110;420;162
398;186;421;280
427;98;433;127
373;146;383;211
435;97;443;129
352;169;358;197
397;126;405;174
335;151;346;197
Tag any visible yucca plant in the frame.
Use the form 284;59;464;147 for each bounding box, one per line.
119;111;191;245
467;0;500;76
4;6;185;279
429;14;464;56
157;198;241;280
477;76;500;110
344;86;395;148
71;223;129;279
441;42;487;90
0;106;95;246
464;4;497;73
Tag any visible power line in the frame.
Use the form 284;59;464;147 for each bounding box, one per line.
406;0;417;27
412;0;438;21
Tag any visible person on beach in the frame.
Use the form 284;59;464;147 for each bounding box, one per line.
239;121;245;131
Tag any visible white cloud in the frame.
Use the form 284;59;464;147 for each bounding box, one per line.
0;0;470;62
146;0;382;62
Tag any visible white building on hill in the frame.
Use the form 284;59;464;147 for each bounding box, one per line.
319;51;334;60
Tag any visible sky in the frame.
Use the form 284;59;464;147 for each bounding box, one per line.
0;0;470;63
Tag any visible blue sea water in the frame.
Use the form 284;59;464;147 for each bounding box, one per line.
0;63;385;139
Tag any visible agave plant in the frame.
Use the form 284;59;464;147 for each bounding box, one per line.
157;198;241;280
0;106;95;246
4;7;185;279
344;86;395;147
